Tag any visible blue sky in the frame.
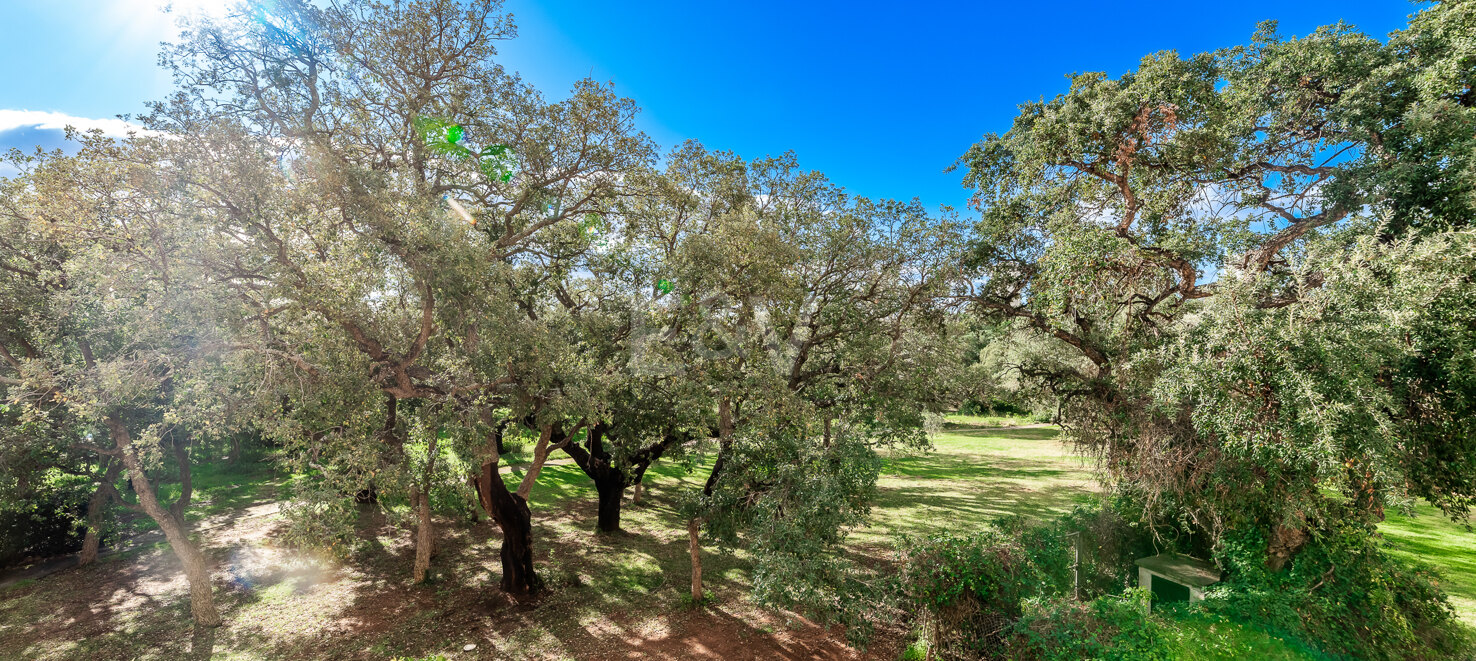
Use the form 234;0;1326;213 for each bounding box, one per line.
0;0;1424;206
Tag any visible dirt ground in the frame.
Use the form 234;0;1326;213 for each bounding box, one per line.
0;469;905;661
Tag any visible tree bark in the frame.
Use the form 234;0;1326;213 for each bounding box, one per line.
688;517;703;603
79;458;121;567
412;490;434;583
1267;523;1310;572
411;432;439;583
631;482;643;505
474;418;542;594
106;415;221;627
594;475;626;533
478;457;542;594
516;424;559;500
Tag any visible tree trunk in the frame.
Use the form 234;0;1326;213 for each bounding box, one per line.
689;398;733;603
412;489;434;583
631;482;643;505
688;517;703;602
106;415;221;627
516;424;559;500
594;475;625;533
478;459;542;595
411;432;439;583
1348;466;1385;523
1267;523;1310;572
79;459;121;567
79;518;103;567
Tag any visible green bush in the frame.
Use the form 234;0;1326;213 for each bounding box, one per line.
897;517;1071;614
1204;521;1473;661
894;506;1473;660
0;473;98;567
895;517;1073;658
898;639;928;661
1006;590;1168;661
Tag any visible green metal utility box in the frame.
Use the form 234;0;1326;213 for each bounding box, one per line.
1135;553;1220;609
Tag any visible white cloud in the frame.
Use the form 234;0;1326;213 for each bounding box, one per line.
0;110;152;138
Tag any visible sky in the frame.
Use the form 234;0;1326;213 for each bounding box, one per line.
0;0;1426;206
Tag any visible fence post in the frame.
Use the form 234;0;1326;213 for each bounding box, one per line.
1067;531;1082;602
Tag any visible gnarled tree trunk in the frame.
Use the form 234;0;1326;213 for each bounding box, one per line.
106;415;221;627
563;422;683;534
79;458;121;566
478;457;542;594
473;421;556;595
594;474;626;533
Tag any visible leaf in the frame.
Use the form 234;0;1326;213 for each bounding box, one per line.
477;146;517;182
429;142;474;160
413;116;452;143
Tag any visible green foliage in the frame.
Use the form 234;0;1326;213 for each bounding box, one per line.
1007;591;1167;661
955;0;1476;572
896;519;1071;615
0;471;95;566
1202;521;1473;661
895;518;1074;658
1156;234;1476;529
899;639;928;661
415;115;517;182
697;425;883;644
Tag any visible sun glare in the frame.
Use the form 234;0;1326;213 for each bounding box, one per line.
136;0;233;18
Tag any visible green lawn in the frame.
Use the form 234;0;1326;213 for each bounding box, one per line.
1379;502;1476;625
1157;612;1326;660
855;423;1096;547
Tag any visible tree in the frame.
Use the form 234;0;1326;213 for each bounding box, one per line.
0;134;249;627
955;1;1476;564
614;142;959;634
145;0;652;591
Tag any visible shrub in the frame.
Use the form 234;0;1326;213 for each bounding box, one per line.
1204;521;1473;661
1006;590;1168;661
895;517;1073;659
1057;500;1161;599
0;472;99;567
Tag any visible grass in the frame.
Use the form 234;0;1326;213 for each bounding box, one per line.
1379;502;1476;625
941;413;1044;429
855;421;1095;547
1156;611;1325;660
114;451;284;537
